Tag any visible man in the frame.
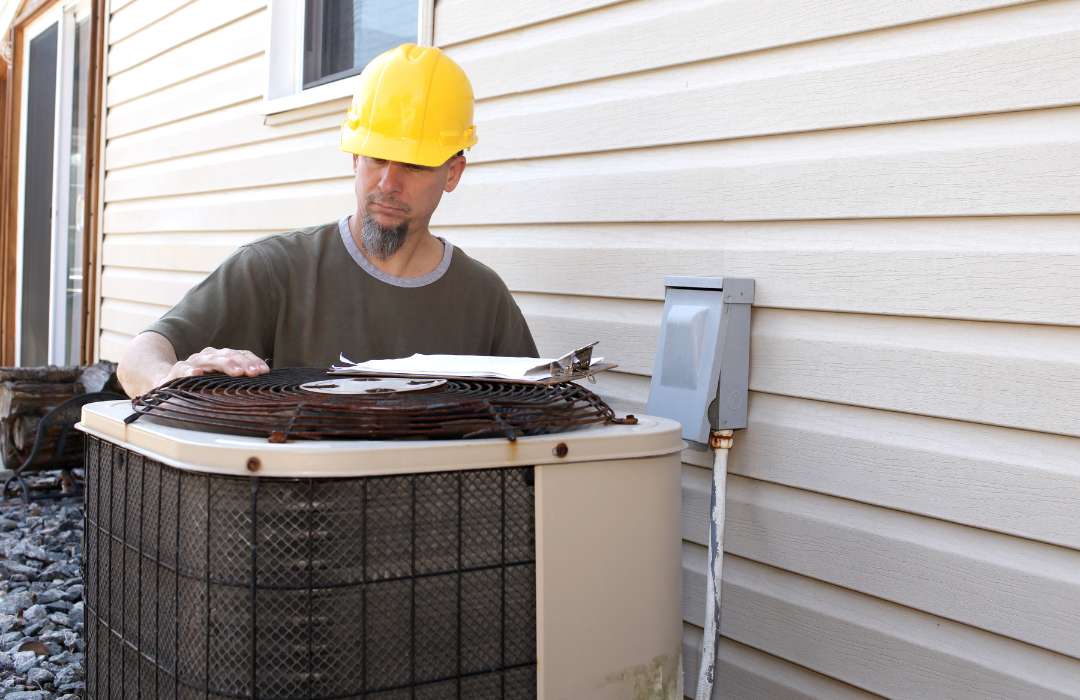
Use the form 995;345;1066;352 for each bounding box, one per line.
117;44;537;398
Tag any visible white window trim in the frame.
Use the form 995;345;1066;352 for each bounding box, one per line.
259;0;434;117
49;1;92;366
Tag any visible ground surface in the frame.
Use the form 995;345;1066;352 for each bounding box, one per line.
0;472;86;699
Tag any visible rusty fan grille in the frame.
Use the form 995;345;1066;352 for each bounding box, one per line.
127;368;629;441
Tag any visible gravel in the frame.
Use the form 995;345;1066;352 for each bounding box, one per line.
0;480;85;700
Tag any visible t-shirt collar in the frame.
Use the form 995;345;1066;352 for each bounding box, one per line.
338;214;454;288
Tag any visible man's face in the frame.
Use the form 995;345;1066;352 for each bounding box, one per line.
352;154;465;258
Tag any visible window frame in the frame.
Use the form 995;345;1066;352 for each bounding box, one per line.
260;0;434;117
12;0;93;367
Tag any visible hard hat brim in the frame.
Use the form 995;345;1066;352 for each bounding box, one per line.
340;125;475;168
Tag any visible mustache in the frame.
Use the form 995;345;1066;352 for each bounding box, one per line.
366;195;410;213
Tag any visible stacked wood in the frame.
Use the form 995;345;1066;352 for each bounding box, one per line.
0;362;118;472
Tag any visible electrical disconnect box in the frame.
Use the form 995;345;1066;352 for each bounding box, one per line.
646;277;754;447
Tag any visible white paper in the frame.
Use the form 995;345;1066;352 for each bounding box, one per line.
331;352;604;381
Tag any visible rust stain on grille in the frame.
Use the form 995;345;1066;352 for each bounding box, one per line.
126;368;632;442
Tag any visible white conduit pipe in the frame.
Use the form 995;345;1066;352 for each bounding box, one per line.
696;430;733;700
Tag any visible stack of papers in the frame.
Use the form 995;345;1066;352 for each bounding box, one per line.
330;343;614;384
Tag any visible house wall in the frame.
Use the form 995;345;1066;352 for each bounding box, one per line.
97;0;355;359
97;0;1080;697
435;1;1080;697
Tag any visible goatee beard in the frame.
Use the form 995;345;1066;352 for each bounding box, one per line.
361;214;408;260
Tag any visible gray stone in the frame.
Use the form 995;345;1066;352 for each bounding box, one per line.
38;561;78;580
20;605;45;624
67;602;83;627
0;651;12;670
24;667;52;686
19;622;43;637
32;590;62;605
61;585;82;602
0;631;20;649
52;664;80;686
0;614;17;634
0;519;16;532
47;650;77;664
21;545;60;563
46;612;69;627
0;591;32;615
44;599;71;612
4;691;48;700
0;561;37;578
12;649;38;673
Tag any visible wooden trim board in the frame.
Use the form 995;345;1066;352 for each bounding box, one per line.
81;0;106;363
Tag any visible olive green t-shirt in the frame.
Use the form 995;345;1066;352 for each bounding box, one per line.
146;217;538;367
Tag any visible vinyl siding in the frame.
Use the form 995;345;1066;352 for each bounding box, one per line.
435;0;1080;697
96;0;1080;697
97;0;353;361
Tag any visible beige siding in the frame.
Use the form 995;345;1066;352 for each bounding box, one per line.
432;0;1080;697
98;0;352;357
97;0;1080;697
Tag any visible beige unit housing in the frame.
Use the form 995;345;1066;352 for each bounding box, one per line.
79;402;685;699
95;0;1080;697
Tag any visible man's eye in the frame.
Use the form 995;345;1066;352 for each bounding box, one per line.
368;157;388;166
406;163;428;172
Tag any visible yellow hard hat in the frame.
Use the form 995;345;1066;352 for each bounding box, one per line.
340;43;478;167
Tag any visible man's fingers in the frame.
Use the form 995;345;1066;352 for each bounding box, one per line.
183;348;269;377
152;348;269;395
162;362;203;384
234;349;270;374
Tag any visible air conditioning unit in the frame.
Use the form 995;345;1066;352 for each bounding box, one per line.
77;371;684;700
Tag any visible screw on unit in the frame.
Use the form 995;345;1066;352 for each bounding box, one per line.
553;443;569;458
246;457;261;472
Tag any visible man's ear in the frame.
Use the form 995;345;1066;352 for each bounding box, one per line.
444;154;466;193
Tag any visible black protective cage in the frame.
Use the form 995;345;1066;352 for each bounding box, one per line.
83;436;538;700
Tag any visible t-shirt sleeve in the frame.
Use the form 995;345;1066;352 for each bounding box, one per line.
491;289;539;358
144;244;278;362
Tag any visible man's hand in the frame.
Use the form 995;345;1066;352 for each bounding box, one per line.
118;333;270;398
163;347;270;384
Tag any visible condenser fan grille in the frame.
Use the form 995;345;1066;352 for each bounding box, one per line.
127;368;627;442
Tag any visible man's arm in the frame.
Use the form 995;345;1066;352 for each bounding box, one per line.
118;242;279;397
117;331;269;398
492;290;538;358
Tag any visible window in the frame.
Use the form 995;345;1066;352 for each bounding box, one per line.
303;0;418;89
11;1;93;366
264;0;433;115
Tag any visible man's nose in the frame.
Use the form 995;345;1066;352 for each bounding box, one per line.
377;162;405;193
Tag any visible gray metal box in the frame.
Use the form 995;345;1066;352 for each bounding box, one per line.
646;276;754;446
